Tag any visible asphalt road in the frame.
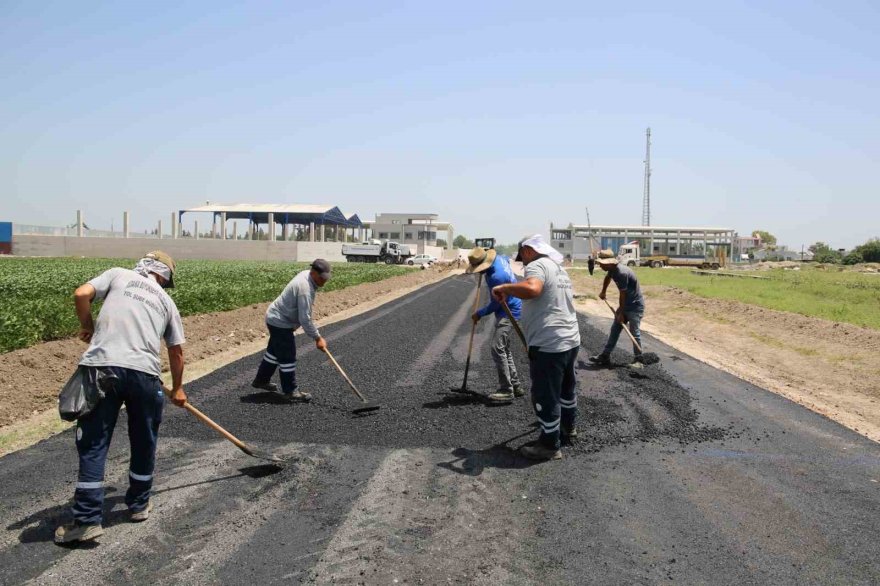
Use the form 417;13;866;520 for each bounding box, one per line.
1;274;878;585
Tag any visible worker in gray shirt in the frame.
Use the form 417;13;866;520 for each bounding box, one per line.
492;234;580;461
55;251;186;544
590;249;646;365
252;259;331;402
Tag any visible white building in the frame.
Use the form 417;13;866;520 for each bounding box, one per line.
550;223;736;261
363;213;454;256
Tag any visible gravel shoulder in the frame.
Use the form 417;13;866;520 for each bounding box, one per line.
569;272;880;443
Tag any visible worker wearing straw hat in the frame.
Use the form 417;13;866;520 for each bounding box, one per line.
466;246;525;403
589;249;645;365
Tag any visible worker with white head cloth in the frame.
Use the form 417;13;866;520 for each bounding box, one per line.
55;251;187;544
491;234;581;461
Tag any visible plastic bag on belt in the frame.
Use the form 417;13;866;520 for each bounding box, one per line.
58;366;117;421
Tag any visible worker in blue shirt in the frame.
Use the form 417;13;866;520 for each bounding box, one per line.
467;247;524;403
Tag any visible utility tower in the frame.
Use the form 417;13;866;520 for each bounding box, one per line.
642;127;651;226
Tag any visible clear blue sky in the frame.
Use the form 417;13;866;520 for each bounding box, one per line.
2;1;878;249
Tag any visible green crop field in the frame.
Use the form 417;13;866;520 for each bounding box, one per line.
0;258;409;353
579;266;880;330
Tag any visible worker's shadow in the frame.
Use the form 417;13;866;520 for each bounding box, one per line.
7;489;127;547
8;465;276;546
240;391;291;405
436;426;544;477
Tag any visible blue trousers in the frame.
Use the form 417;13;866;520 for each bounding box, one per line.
73;367;164;525
254;324;298;394
528;346;579;449
603;309;644;356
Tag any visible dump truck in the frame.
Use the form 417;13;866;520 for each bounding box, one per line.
617;243;721;269
341;240;414;264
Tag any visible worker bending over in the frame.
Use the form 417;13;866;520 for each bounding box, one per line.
466;246;524;403
492;235;580;461
252;259;331;402
589;249;646;365
56;251;186;544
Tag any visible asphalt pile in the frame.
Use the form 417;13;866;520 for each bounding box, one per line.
160;276;728;455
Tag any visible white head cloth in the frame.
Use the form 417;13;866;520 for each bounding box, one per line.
520;234;564;265
133;257;172;282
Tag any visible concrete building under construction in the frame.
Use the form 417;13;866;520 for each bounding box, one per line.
550;223;736;261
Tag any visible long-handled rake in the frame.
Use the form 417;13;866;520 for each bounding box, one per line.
162;386;286;463
322;348;381;414
450;273;486;399
601;299;660;365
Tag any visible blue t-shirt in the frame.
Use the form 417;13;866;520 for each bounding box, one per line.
476;254;522;320
610;265;644;311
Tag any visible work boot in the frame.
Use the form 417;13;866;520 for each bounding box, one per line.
519;444;562;461
488;391;514;404
54;522;104;544
130;500;152;523
561;426;578;445
282;390;312;403
512;385;526;398
588;353;611;366
252;380;279;393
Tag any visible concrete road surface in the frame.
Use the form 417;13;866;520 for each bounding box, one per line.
1;274;878;584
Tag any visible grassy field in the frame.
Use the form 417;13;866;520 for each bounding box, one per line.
579;266;880;330
0;258;409;353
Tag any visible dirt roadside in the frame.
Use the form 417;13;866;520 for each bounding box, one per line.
0;265;461;454
569;272;880;443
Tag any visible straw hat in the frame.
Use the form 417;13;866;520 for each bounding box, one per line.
466;246;497;273
596;249;619;266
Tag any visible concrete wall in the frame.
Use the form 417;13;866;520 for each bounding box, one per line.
12;235;347;262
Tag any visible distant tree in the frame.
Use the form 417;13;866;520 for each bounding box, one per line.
752;230;777;246
453;235;473;249
842;251;864;265
495;243;519;256
854;238;880;263
809;241;832;254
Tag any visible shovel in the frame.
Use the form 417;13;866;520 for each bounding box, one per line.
322;348;381;414
601;299;660;365
450;273;485;399
162;386;285;463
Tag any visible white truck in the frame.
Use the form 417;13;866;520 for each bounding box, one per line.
617;243;721;269
341;240;414;264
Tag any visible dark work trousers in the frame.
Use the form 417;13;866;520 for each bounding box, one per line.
73;366;164;525
254;324;298;394
528;346;579;450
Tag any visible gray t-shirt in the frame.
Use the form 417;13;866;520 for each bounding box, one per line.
265;270;321;339
611;265;645;311
520;258;581;353
79;268;185;377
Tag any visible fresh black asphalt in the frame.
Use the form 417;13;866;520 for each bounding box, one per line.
1;274;878;584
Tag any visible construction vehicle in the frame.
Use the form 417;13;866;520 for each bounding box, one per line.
474;237;495;250
617;243;721;269
341;240;414;264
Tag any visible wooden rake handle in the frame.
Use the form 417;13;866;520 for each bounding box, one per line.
602;298;644;353
162;386;251;453
323;348;368;403
501;299;528;350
